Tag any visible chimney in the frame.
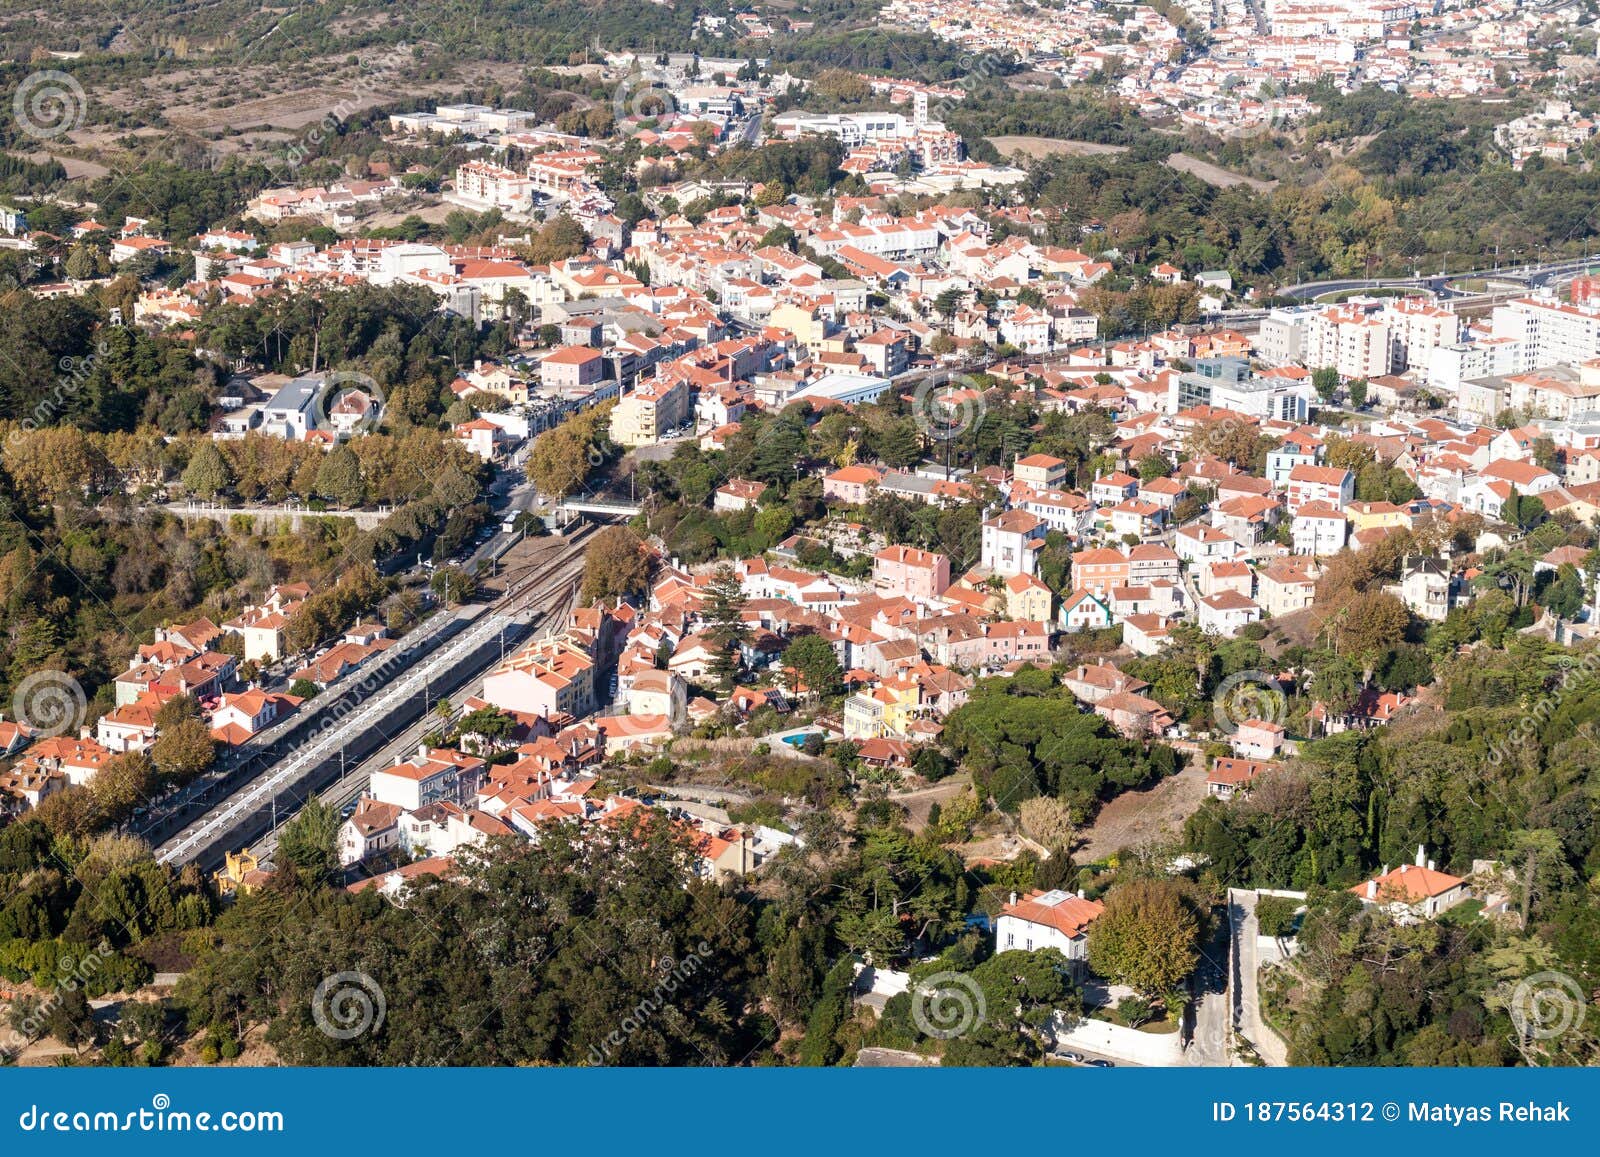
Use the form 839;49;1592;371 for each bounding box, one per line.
1366;880;1377;899
1077;888;1086;900
1415;844;1426;868
1427;859;1436;872
1008;891;1017;907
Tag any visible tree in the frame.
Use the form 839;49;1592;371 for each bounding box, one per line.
1322;590;1410;684
289;678;320;700
1542;563;1585;620
785;632;842;700
91;751;156;820
1312;366;1340;405
65;245;98;281
1086;877;1202;1002
581;525;653;604
182;441;232;498
702;564;750;691
1018;796;1075;854
1347;378;1369;409
316;444;365;507
1256;895;1300;938
46;986;98;1052
934;287;965;318
276;796;340;882
1136;454;1172;481
150;716;216;783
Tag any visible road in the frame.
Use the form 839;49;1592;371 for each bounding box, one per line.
1182;916;1233;1066
1280;253;1599;302
1228;888;1291;1066
153;525;594;871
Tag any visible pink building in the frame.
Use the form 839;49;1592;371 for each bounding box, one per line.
823;464;885;504
873;545;951;599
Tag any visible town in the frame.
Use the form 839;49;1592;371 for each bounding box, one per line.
0;0;1597;1072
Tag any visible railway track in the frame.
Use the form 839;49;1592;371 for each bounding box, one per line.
154;525;596;869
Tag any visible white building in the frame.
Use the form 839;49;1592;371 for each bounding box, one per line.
994;888;1104;966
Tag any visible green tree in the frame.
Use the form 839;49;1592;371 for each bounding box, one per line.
1086;877;1202;1002
702;564;749;691
784;632;842;700
182;441;233;499
1312;366;1340;405
316;444;365;506
276;796;340;882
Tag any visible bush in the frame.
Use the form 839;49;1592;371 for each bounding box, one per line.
1256;895;1300;938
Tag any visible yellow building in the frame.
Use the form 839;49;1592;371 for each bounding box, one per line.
1005;573;1055;622
1345;501;1412;535
610;377;690;447
769;302;831;355
843;680;923;741
213;848;270;898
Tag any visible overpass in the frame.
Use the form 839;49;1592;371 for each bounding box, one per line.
555;497;643;518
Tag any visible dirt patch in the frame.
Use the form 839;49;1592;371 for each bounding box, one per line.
1076;759;1210;862
891;774;972;830
1164;152;1277;193
988;135;1131;160
16;151;110;179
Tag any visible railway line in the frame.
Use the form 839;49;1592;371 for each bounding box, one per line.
154;524;595;871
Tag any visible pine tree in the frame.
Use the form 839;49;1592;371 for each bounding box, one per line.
702;564;749;692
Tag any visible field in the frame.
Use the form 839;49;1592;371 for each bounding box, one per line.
986;137;1277;193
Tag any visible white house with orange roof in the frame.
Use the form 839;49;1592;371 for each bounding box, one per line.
1198;590;1262;637
209;689;303;745
1292;501;1349;557
1013;452;1068;490
368;745;487;812
980;509;1046;577
453;417;505;460
1350;846;1469;921
995;888;1105;967
1285;464;1354;515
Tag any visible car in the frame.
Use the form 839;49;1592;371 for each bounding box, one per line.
1085;1059;1114;1068
1057;1050;1084;1063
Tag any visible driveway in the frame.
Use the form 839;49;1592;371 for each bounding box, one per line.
1228;889;1291;1066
